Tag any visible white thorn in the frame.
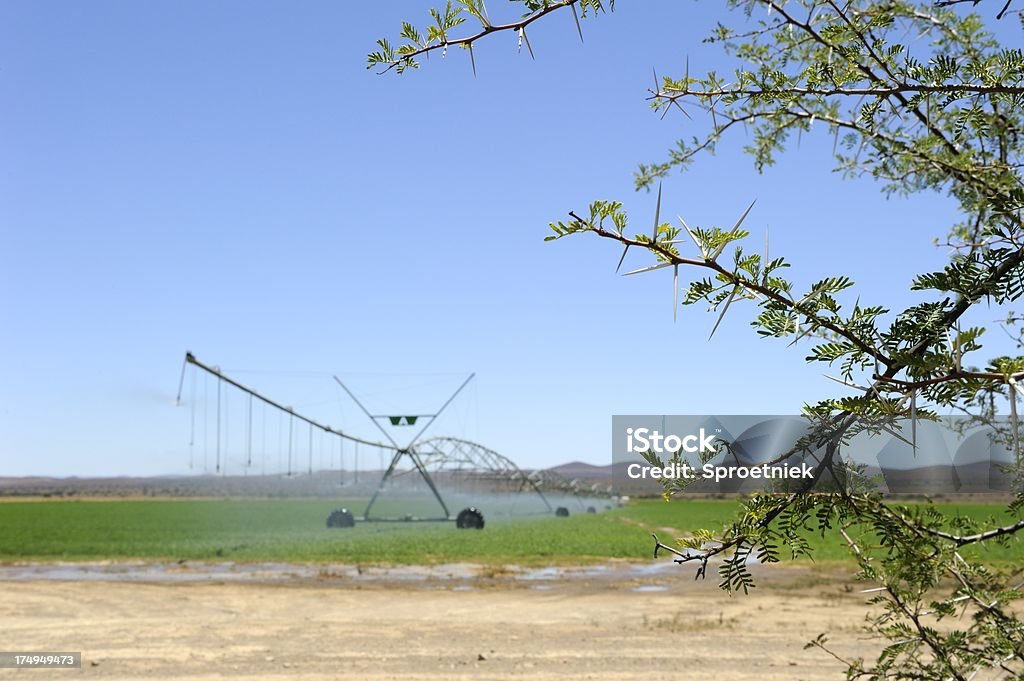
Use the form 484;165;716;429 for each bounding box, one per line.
623;262;673;276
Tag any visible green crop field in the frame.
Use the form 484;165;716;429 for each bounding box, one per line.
0;497;1020;566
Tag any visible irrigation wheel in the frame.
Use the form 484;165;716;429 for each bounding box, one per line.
326;508;355;528
455;507;485;530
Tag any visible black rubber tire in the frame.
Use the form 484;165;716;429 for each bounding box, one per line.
555;506;570;517
326;508;355;528
456;507;485;530
586;506;597;514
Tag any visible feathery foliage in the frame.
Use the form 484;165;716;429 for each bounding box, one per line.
374;1;1024;677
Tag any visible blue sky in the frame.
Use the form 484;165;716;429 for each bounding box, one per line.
1;1;1011;476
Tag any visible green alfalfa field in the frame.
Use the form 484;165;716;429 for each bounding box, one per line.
1;497;1021;567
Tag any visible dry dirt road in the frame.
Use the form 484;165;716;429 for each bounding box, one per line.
0;562;878;680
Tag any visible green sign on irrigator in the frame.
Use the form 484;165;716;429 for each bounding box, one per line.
388;416;419;426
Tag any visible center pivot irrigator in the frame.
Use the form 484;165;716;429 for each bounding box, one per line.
176;352;611;529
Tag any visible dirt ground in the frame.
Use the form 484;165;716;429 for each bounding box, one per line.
0;562;880;680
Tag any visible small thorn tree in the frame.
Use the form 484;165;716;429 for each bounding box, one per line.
373;1;1024;677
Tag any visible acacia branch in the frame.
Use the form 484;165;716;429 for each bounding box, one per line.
649;97;1023;220
872;368;1024;389
926;517;1024;546
649;2;1024;220
652;424;853;572
564;199;1024;573
775;0;964;159
373;0;582;74
657;84;1024;99
567;215;894;366
934;0;1018;20
854;494;1024;548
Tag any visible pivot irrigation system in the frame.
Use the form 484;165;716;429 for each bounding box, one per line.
176;352;613;529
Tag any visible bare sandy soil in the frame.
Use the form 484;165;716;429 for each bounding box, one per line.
0;562;879;680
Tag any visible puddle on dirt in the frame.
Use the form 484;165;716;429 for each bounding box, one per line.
629;561;679;577
0;556;750;587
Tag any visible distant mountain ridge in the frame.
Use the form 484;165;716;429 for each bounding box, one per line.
0;460;615;498
542;461;614;480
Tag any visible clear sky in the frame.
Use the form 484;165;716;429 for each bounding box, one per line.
2;1;1013;476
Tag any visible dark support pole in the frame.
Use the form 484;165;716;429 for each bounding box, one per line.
247;393;253;470
408;448;451;518
363;448;406;520
188;371;196;470
363;447;451;520
216;378;222;474
175;353;189;406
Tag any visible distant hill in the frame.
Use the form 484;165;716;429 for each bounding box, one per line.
543;461;614;481
0;459;617;498
4;458;1009;499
